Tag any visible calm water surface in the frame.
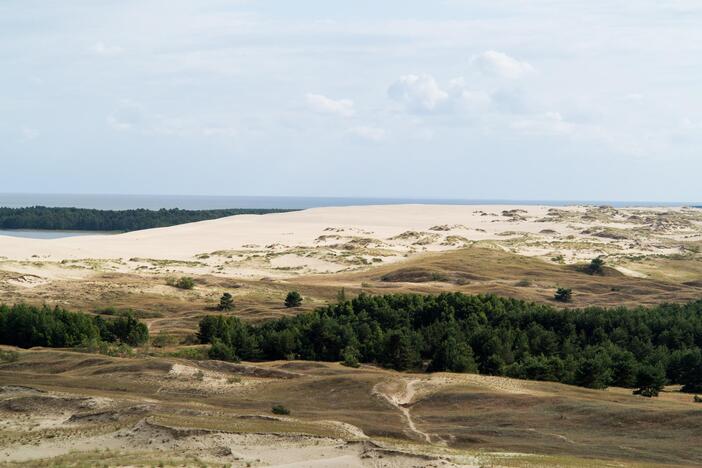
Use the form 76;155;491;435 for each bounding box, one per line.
0;229;113;239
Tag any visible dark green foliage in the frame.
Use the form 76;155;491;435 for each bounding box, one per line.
341;345;361;368
0;206;293;232
199;293;702;390
218;293;235;311
208;338;239;362
0;304;148;348
633;364;667;397
586;257;605;275
428;333;478;373
95;312;149;346
271;404;290;415
680;351;702;393
284;291;303;308
197;315;258;360
554;288;573;302
573;348;613;389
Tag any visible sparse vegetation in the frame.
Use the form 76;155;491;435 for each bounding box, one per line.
0;349;19;362
152;331;177;348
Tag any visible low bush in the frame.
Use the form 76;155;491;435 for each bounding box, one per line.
272;404;290;415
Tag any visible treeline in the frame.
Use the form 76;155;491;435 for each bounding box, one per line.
0;206;294;232
0;304;148;348
199;293;702;393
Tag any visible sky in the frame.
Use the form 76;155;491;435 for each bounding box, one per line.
1;0;701;202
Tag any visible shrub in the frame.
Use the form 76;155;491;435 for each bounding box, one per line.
152;332;177;348
208;338;239;362
170;347;208;360
174;277;195;290
341;346;361;368
284;291;303;308
0;349;19;363
586;257;605;275
271;404;290;415
554;288;573;303
633;364;666;397
218;293;235;311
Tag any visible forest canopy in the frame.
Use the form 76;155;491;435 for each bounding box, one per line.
0;206;294;232
199;292;702;392
0;304;148;348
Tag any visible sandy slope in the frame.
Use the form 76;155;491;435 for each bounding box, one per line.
0;204;700;279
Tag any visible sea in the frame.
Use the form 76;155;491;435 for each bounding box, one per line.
0;193;695;210
0;193;697;239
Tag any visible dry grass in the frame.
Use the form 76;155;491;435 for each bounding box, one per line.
1;347;702;466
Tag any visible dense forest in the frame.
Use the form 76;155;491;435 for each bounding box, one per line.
0;206;293;232
0;304;148;347
199;292;702;394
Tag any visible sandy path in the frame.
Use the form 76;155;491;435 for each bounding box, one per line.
373;379;431;443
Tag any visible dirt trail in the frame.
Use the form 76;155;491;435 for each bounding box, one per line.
373;378;431;443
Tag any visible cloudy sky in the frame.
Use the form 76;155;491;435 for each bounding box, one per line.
2;1;701;202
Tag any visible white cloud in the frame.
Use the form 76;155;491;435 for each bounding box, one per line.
388;74;449;112
90;41;124;56
306;93;355;117
349;126;386;141
472;50;534;80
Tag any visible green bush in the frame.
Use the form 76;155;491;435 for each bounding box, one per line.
554;287;573;302
284;291;302;308
272;404;290;415
174;277;195;290
633;364;666;397
586;257;605;275
218;293;235;311
341;346;361;368
208;339;239;362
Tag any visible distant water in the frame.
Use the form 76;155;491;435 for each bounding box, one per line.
0;193;696;210
0;229;112;239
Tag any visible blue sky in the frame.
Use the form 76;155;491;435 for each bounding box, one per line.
1;1;701;201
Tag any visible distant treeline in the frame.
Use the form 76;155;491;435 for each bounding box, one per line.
199;293;702;393
0;206;294;232
0;304;148;347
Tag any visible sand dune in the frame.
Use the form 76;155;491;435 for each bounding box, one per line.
0;204;700;279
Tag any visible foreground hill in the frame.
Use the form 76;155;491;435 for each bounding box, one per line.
1;347;700;467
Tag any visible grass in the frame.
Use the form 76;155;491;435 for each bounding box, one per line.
2;349;702;466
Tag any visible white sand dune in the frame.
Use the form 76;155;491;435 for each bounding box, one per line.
0;204;699;278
